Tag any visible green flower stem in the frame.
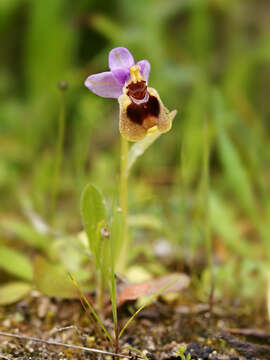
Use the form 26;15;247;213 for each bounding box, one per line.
50;88;66;223
97;270;105;313
119;135;129;273
203;119;214;305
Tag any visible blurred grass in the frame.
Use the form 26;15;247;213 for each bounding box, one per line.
0;0;270;305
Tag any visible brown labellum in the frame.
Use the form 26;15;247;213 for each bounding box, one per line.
126;96;160;128
118;85;172;142
126;80;148;101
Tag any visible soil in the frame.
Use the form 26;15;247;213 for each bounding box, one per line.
0;291;269;360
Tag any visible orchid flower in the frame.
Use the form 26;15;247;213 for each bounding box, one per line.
85;47;175;142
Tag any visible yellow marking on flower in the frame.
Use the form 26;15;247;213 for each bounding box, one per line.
130;65;142;83
147;125;158;134
166;119;172;131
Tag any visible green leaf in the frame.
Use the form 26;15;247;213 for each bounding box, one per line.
80;183;106;262
0;0;22;28
210;192;251;258
217;129;254;215
0;282;32;305
127;131;161;174
0;245;33;281
91;14;122;42
0;219;48;251
128;214;163;231
25;0;75;98
181;84;206;184
34;256;78;298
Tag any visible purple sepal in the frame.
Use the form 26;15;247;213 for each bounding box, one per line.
84;71;123;98
109;47;135;71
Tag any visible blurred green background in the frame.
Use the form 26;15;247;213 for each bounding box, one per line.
0;0;270;307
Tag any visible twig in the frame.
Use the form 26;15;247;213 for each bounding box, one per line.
0;354;11;360
218;332;270;359
0;331;138;358
49;325;79;335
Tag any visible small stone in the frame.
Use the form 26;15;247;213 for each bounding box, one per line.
146;352;155;360
2;319;11;327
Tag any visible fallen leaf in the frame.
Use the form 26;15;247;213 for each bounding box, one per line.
117;273;189;307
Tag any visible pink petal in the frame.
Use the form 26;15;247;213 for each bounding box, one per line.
109;47;135;71
137;60;151;82
84;71;123;98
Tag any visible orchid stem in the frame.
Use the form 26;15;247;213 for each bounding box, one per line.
119;135;129;273
97;270;105;313
203;118;214;309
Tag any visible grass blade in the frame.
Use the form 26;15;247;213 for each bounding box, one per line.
69;274;114;346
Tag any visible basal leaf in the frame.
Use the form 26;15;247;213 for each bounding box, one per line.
0;245;33;281
0;219;48;251
0;282;32;305
34;256;78;298
80;183;106;262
